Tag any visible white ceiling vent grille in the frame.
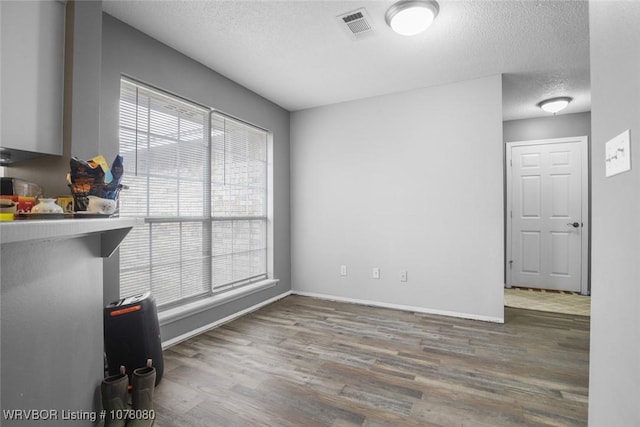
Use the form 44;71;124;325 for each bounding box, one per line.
337;8;375;40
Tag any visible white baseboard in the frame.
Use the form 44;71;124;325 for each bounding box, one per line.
291;290;504;323
162;288;503;349
162;290;292;349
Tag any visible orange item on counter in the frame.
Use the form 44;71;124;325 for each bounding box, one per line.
17;196;36;213
1;195;37;213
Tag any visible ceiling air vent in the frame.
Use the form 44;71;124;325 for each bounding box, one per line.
337;8;375;40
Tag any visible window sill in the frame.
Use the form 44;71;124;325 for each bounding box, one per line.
158;279;279;326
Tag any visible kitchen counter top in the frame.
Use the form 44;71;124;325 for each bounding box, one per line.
1;216;142;257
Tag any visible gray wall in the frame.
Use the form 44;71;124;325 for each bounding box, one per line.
100;13;291;343
503;112;591;143
588;2;640;425
291;75;504;322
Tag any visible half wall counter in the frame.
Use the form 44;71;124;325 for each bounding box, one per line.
1;217;141;426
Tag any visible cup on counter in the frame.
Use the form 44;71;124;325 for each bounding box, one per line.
0;198;17;213
56;196;74;213
0;199;17;221
87;196;117;215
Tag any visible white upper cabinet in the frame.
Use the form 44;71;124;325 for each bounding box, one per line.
0;0;66;163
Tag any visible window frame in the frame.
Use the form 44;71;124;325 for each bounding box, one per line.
118;77;273;311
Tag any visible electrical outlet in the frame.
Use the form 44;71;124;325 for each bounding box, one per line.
372;267;380;279
340;265;347;276
400;271;408;282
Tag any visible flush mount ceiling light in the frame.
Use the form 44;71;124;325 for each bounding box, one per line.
537;96;573;114
385;0;440;36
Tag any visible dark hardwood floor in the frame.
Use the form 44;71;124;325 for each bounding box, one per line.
153;295;590;427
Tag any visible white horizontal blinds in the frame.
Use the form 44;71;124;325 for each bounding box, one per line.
118;79;211;307
211;114;268;289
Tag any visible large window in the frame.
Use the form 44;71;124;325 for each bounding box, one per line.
118;79;269;309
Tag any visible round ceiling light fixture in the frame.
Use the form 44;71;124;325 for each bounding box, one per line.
537;96;573;114
386;0;440;36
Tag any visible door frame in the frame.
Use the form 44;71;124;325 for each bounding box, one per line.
505;136;589;295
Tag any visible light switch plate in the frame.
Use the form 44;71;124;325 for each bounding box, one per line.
605;129;631;177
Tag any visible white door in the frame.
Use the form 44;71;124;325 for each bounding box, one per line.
507;137;588;293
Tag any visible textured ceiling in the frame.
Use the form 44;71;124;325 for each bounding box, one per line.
102;0;590;120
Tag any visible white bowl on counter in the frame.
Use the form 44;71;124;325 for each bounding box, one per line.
87;196;117;215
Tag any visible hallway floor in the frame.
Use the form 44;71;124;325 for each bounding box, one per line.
505;287;591;317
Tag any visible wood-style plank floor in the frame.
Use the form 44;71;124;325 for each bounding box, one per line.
153;295;590;427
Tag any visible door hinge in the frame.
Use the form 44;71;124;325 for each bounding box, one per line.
509;260;513;269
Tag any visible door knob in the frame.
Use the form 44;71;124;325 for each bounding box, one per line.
567;222;580;228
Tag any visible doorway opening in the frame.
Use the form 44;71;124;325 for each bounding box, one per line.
505;136;589;296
